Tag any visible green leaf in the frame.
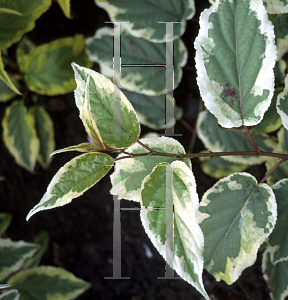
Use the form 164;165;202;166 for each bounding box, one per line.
267;179;288;264
140;161;209;299
56;0;72;18
7;266;91;300
51;143;104;155
264;0;288;14
26;152;114;220
200;155;247;179
0;0;52;48
198;172;277;284
85;27;187;96
2;101;40;172
195;0;277;128
0;53;21;96
0;213;12;236
16;37;36;67
110;136;191;202
262;249;288;300
29;106;55;169
122;90;183;130
196;110;277;165
72;63;140;149
19;35;92;95
96;0;195;42
273;13;288;60
0;238;39;281
0;290;20;300
277;75;288;130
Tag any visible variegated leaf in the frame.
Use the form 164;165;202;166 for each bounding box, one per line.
29;106;55;169
85;27;187;96
0;0;52;48
95;0;195;43
195;0;276;128
262;249;288;300
2;101;40;172
7;266;91;300
19;35;92;95
0;239;39;281
26;152;114;220
72;63;140;149
140;161;209;299
198;173;277;284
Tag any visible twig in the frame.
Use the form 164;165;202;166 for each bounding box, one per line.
259;159;286;184
244;125;260;153
136;140;155;153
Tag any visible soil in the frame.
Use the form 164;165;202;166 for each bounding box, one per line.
0;1;271;299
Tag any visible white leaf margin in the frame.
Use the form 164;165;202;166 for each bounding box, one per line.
209;0;288;14
0;289;20;300
140;160;209;299
95;0;196;43
0;239;39;281
195;0;277;128
276;74;288;130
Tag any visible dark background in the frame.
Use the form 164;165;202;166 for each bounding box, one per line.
0;0;271;299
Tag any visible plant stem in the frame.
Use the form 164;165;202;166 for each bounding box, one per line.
244;125;260;153
136;140;155;153
259;159;286;184
115;149;288;162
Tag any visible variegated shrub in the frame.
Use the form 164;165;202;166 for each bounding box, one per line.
25;0;288;300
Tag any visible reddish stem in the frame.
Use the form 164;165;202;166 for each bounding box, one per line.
259;159;286;184
244;125;260;153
